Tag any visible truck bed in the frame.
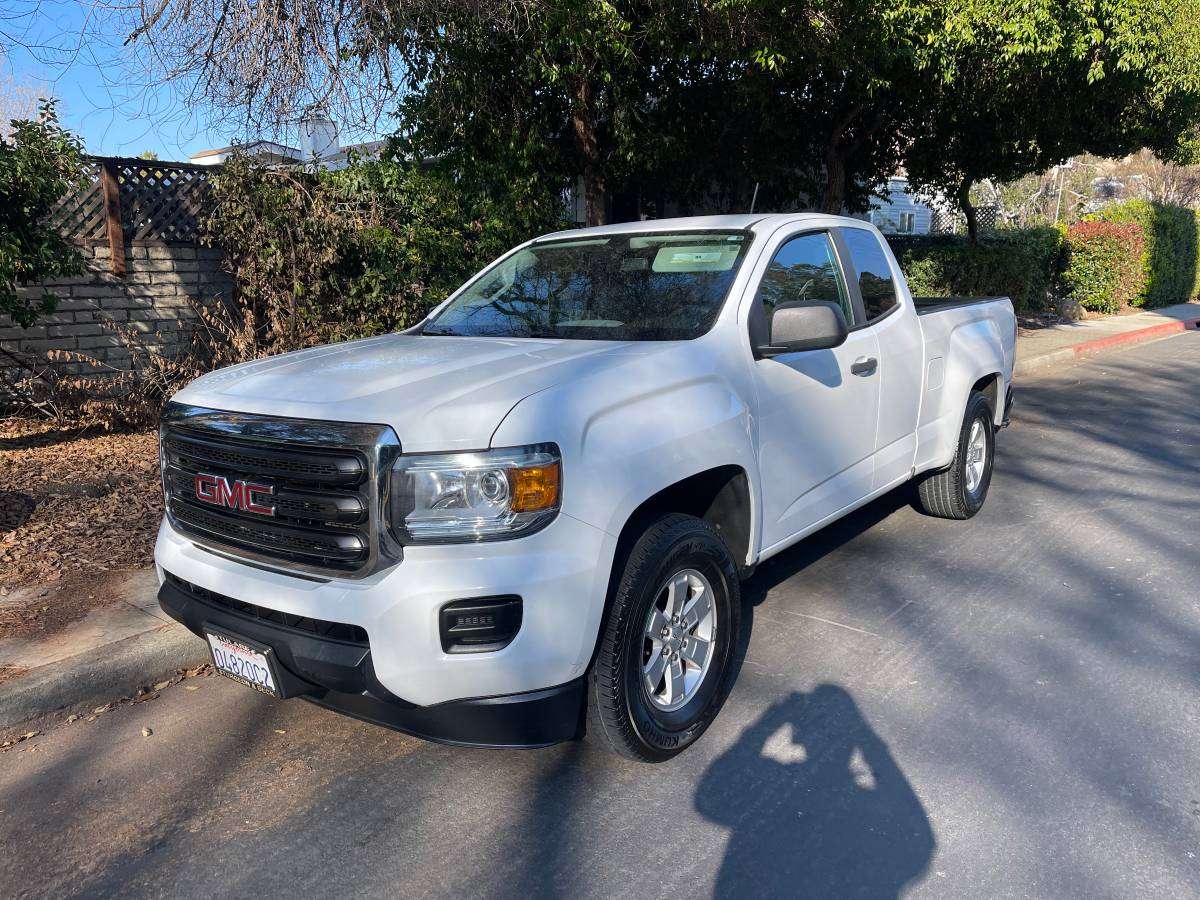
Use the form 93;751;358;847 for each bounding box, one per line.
913;296;1009;315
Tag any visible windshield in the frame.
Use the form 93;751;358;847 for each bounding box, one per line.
422;230;752;341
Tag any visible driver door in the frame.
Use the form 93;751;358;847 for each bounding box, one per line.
748;230;881;552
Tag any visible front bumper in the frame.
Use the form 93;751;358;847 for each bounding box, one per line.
158;575;585;747
155;511;615;708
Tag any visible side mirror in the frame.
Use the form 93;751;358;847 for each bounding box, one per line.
757;301;849;357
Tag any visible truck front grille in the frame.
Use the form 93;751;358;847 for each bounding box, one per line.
160;403;400;578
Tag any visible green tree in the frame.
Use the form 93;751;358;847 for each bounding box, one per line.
903;0;1200;241
0;100;83;326
395;2;667;226
120;0;1200;227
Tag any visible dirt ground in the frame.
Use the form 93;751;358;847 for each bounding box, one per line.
0;418;161;634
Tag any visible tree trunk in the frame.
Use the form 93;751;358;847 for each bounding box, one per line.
958;177;978;244
820;105;863;214
821;149;847;214
570;75;606;226
581;161;607;226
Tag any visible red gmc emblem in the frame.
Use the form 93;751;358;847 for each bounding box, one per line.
194;473;275;516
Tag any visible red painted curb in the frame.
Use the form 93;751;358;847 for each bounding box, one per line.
1071;317;1200;360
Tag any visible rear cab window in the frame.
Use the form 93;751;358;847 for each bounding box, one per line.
840;228;899;322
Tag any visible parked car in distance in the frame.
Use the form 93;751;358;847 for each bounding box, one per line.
155;213;1015;761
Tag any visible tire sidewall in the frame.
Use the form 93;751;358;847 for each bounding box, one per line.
960;394;995;515
616;526;739;759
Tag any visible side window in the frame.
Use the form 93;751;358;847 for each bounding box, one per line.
755;232;854;329
842;228;898;320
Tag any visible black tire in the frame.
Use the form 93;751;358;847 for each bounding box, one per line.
587;513;741;762
915;390;996;520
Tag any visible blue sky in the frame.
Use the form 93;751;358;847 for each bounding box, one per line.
2;1;224;158
1;1;382;160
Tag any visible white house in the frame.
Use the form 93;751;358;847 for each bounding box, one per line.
867;175;934;235
190;116;383;170
189;139;301;167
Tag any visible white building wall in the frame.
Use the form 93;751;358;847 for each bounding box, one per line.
869;177;933;235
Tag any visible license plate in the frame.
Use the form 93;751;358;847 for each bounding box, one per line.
205;630;280;697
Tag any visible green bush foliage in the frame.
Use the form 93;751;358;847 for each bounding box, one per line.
1085;200;1200;308
203;148;566;352
1060;221;1147;314
889;228;1064;313
0;100;84;326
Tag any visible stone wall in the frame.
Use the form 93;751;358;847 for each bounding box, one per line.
0;240;232;386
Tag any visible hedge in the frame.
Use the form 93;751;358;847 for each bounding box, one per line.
1085;200;1200;308
888;227;1064;313
1060;221;1147;315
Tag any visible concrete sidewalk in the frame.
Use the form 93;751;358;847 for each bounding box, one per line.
0;571;209;730
1015;301;1200;376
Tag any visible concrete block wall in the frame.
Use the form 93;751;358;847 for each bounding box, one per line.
0;241;233;384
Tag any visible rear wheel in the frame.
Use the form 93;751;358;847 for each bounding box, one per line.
915;390;996;520
587;514;740;762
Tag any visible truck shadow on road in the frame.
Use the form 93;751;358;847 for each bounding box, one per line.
694;685;935;899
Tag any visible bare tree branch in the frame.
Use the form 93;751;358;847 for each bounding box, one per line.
97;0;544;135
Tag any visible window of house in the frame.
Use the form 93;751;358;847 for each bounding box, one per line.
897;211;916;234
841;228;898;321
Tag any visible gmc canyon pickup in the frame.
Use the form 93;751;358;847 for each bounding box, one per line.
155;213;1015;762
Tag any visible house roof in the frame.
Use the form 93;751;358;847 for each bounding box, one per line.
189;140;301;161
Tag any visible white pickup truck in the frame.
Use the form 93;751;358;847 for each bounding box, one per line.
155;213;1015;761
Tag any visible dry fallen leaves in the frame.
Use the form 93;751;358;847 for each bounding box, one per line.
0;419;160;594
3;664;213;752
0;730;39;751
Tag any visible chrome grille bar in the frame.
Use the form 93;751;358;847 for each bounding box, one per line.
160;402;402;579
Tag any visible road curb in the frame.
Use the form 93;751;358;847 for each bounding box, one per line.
0;622;209;731
1015;317;1200;377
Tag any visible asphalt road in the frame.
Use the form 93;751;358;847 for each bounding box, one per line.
4;333;1200;900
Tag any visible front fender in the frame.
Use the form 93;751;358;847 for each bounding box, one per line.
492;364;758;542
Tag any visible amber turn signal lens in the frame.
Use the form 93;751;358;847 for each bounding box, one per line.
510;461;561;512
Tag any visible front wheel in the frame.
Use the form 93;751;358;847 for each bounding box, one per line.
587;514;741;762
915;390;996;520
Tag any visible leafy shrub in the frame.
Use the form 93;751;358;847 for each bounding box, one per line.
1085;200;1200;308
203;148;566;349
888;227;1065;313
1060;221;1147;314
0;100;84;326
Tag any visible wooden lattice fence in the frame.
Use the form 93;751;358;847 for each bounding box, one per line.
45;156;217;276
45;158;107;242
929;204;999;236
2;154;233;390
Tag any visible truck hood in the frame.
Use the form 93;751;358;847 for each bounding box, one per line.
172;334;650;451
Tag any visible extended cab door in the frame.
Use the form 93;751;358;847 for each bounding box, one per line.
837;227;925;490
747;229;881;552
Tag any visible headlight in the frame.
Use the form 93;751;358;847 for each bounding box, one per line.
388;444;561;544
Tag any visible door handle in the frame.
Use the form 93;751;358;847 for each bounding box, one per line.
851;356;878;376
